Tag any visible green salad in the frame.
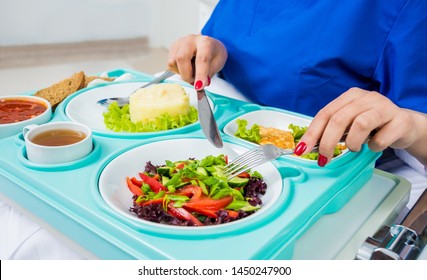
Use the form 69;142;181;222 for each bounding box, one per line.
234;119;345;160
103;102;198;132
127;154;267;226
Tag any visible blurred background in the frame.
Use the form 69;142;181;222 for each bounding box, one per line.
0;0;218;95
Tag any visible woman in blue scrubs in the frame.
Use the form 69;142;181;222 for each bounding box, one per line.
168;0;427;169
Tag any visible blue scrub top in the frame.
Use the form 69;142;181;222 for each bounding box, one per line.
202;0;427;117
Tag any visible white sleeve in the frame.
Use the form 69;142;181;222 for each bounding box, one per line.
394;149;427;176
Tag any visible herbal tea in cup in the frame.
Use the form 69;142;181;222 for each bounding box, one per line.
23;122;92;164
30;128;87;146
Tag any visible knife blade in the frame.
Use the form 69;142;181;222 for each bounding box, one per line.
197;89;223;148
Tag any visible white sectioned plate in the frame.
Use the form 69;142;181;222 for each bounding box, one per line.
98;138;284;230
224;110;312;140
223;110;348;161
65;82;200;134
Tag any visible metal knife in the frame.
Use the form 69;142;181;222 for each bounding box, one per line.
197;89;223;148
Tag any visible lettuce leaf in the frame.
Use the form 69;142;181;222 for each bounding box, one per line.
225;199;260;212
300;152;319;160
288;124;308;142
234;119;261;144
300;146;342;160
103;102;198;132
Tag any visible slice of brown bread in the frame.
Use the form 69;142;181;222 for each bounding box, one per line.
35;71;85;109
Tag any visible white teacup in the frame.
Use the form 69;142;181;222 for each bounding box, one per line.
23;121;93;164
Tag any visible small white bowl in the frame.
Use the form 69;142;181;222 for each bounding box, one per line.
0;95;52;139
224;110;312;137
223;110;348;161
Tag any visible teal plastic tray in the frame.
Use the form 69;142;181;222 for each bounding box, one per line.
0;69;381;259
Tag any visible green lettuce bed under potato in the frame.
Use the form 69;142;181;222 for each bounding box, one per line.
234;119;343;160
103;102;198;132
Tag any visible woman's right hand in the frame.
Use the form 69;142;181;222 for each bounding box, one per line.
167;34;228;90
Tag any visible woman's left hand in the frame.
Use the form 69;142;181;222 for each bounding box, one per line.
294;87;427;167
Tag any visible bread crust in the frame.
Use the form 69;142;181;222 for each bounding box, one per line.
35;71;85;109
34;72;115;110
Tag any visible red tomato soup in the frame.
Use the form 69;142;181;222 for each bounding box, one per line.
0;98;47;124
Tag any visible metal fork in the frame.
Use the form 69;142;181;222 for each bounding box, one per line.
96;70;175;107
223;131;374;180
223;144;294;180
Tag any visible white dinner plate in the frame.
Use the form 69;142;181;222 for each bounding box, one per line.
65;82;199;134
98;138;283;229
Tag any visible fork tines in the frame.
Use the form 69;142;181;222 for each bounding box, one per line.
223;146;267;179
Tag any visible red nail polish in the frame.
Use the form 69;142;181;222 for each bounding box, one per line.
194;80;203;90
317;154;328;167
207;76;211;86
294;142;307;156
